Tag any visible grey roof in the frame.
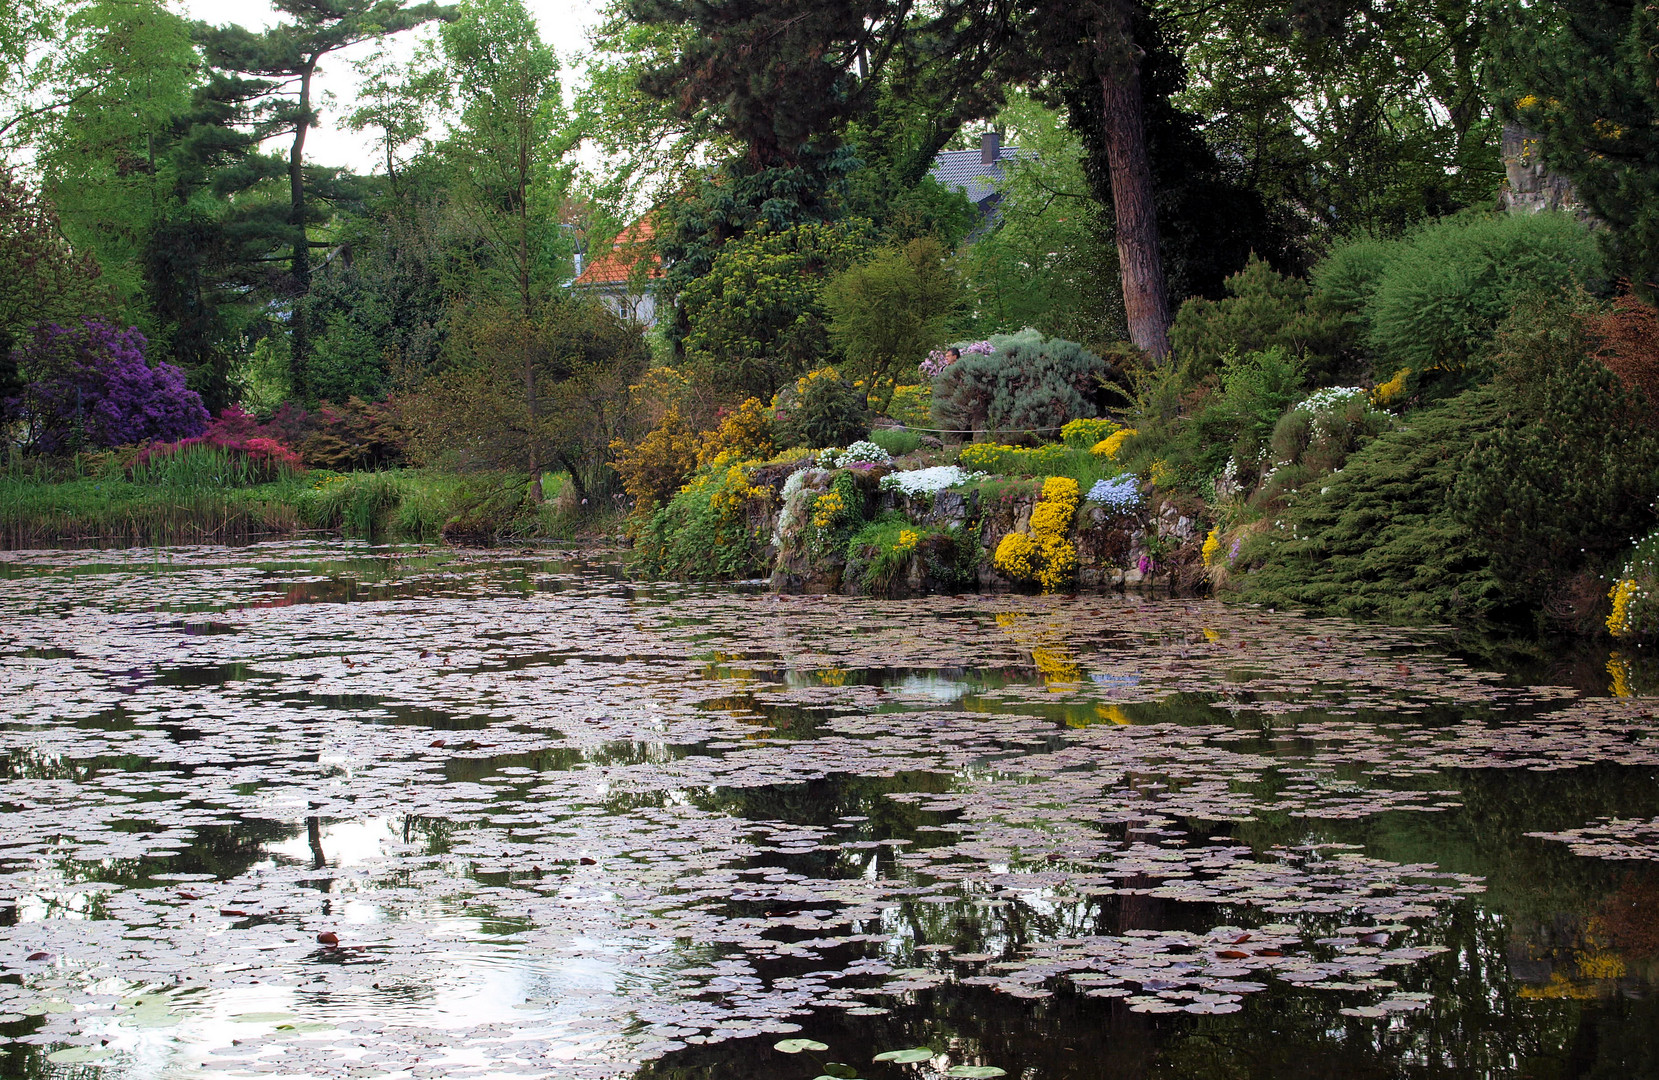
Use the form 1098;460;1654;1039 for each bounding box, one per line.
928;146;1026;207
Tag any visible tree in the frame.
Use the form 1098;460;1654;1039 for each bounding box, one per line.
196;0;456;396
824;237;964;408
1172;0;1499;243
404;298;649;499
0;170;107;403
680;220;871;400
1491;0;1659;296
437;0;573;323
32;0;200;326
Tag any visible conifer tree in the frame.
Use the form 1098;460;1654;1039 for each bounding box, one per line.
196;0;455;398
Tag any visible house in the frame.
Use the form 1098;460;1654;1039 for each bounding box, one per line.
928;131;1026;223
571;219;662;327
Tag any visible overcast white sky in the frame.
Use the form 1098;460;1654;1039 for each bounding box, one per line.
177;0;605;172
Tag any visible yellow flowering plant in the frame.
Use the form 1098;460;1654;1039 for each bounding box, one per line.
992;475;1079;591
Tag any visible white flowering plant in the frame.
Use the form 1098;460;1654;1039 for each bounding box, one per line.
878;465;984;497
834;441;893;468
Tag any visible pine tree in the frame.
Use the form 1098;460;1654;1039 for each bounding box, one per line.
195;0;455;398
1490;0;1659;296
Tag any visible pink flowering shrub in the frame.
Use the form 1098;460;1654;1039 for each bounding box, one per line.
133;405;304;482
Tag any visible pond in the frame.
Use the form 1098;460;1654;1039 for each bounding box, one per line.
2;540;1658;1079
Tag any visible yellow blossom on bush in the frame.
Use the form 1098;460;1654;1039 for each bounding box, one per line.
1372;368;1410;408
1029;500;1072;536
1149;458;1173;487
1201;527;1222;567
1035;534;1077;591
886;385;931;428
1093;427;1137;460
994;531;1038;579
811;489;846;529
895;529;919;554
1060;417;1119;448
698;397;774;466
1040;475;1080;510
1608;578;1639;638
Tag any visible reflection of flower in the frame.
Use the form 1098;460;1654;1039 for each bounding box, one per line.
1608;652;1634;698
995;612;1082;690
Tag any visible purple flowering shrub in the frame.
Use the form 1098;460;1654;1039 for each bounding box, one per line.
919;340;993;379
12;320;207;453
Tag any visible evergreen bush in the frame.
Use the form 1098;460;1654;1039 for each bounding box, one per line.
1449;296;1659;609
930;330;1110;437
1359;212;1602;378
772;368;871;449
1171;255;1355;382
1231;389;1509;623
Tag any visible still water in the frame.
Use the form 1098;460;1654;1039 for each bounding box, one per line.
1;541;1658;1079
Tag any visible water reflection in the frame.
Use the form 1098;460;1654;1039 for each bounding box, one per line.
3;543;1659;1077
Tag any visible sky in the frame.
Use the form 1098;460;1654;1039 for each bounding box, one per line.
177;0;605;173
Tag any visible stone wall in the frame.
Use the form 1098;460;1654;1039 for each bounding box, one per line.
758;465;1205;596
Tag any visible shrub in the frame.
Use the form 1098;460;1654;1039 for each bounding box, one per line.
631;461;770;579
1450;295;1659;610
611;406;700;516
824;236;964;409
1358;212;1603;378
1230;389;1511;623
930;330;1111;437
867;427;922;457
132;406;305;485
772;368;871;449
1586;291;1659;424
13;319;207;453
1172;255;1355;382
1123;347;1305;495
698;397;775;466
297;398;408;471
1060;417;1119;448
1244;388;1393;511
884;384;931;428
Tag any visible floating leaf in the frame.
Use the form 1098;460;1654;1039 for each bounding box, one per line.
873;1049;934;1063
775;1039;830;1054
47;1047;113;1064
946;1068;1007;1078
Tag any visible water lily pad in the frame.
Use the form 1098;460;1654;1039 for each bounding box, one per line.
775;1039;830;1054
231;1011;296;1023
47;1047;113;1064
873;1049;934;1063
821;1066;860;1080
946;1068;1007;1079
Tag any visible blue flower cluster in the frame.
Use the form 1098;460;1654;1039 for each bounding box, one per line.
1087;474;1142;511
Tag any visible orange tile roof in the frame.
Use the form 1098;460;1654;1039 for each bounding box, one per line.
574;219;662;286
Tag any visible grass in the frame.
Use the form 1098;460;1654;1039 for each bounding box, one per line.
868;428;924;457
955;443;1120;493
0;458;607;549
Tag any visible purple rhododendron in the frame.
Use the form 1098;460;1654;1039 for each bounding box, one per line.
11;320;207;453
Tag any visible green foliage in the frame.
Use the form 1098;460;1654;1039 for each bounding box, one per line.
1125;347;1305;494
844;513;958;596
930;330;1111;437
1491;0;1659;298
772;369;871;449
681;220;871;399
956;442;1115;492
824;236;963;409
959;94;1126;350
1232;389;1510;624
1356;212;1602;379
1450;296;1659;607
867;428;923;458
630;461;770;580
1172;255;1355;382
0;170;107;394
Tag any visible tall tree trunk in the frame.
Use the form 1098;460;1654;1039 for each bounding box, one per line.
1096;14;1170;362
289;59;316;399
